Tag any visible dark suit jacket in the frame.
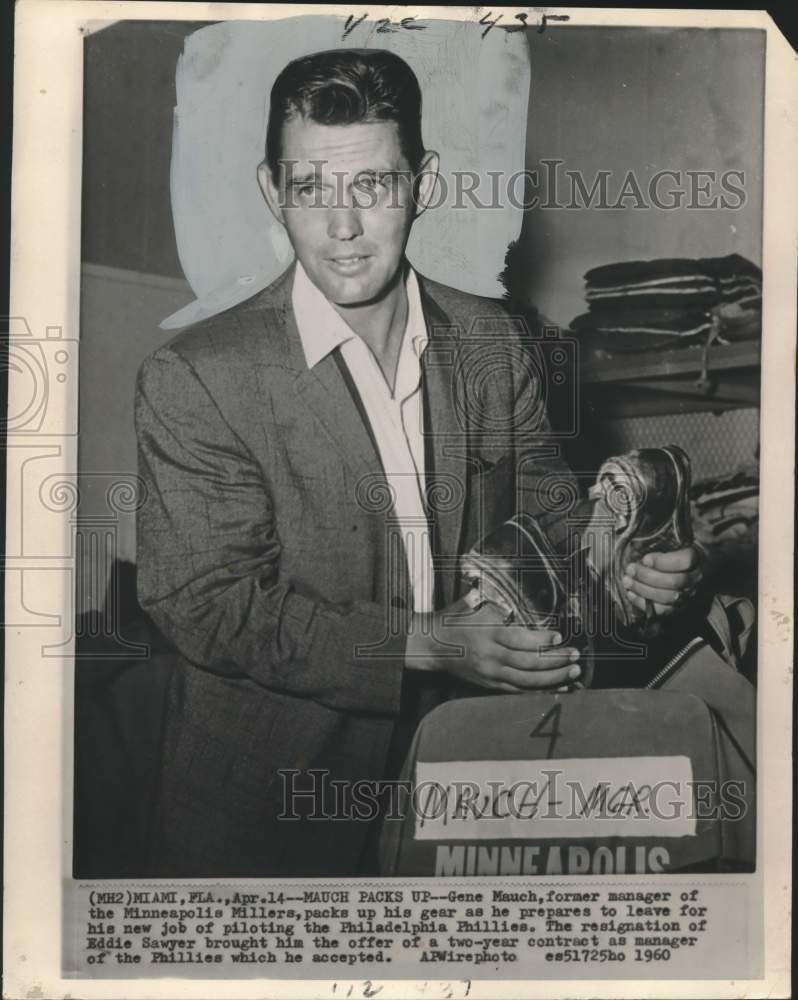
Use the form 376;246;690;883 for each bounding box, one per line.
135;264;576;876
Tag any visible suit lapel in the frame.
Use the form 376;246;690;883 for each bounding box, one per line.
418;280;469;606
264;266;470;607
293;354;386;484
260;269;385;482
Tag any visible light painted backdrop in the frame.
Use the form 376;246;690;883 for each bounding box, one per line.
164;16;530;328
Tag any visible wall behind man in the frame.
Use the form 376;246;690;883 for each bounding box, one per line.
79;21;199;602
518;26;763;498
520;26;764;327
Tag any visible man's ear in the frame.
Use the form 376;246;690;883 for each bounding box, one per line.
413;150;440;217
257;161;285;226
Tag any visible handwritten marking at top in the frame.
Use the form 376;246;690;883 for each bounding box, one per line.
341;14;426;39
538;13;571;34
339;10;571;41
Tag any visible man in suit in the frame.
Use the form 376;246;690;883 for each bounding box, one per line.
135;48;702;875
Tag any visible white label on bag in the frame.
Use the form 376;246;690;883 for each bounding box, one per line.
413;756;696;840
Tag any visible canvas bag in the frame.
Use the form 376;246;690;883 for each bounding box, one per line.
378;596;755;876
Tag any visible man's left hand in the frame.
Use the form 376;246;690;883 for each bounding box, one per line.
622;546;703;619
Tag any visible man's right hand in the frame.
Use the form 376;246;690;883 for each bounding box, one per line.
405;598;582;692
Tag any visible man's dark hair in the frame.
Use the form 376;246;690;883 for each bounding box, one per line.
265;48;425;180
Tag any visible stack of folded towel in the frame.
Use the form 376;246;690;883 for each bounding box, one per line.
570;254;761;351
690;463;759;596
691;466;759;543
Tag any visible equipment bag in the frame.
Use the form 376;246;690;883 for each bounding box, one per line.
378;597;755;877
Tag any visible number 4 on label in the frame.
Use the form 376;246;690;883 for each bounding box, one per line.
528;703;561;758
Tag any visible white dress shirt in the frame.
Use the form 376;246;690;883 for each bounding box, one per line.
291;261;435;613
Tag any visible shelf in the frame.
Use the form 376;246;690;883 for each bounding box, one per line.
580;338;759;384
579;338;760;418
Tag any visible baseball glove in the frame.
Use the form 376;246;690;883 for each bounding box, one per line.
460;445;694;640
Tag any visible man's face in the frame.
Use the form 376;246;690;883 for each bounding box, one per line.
259;118;434;307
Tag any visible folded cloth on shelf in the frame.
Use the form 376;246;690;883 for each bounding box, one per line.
569;312;714;352
695;499;758;539
711;255;763;307
691;465;760;547
585;288;721;311
714;301;763;341
571;307;715;338
570;310;760;351
715;285;762;309
569;254;761;352
687;463;759;608
582;253;761;313
693;483;759;512
585;253;761;290
691;466;759;505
